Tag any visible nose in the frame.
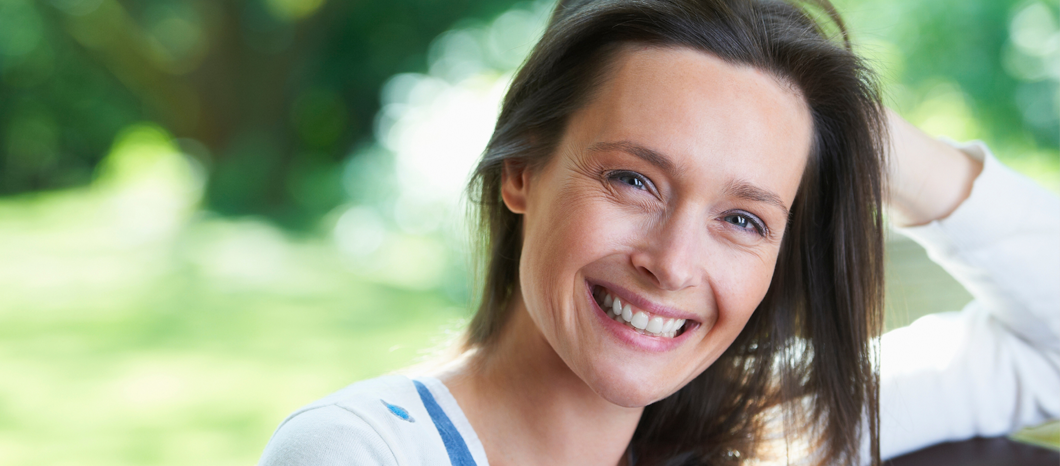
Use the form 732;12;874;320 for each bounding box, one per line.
629;209;706;291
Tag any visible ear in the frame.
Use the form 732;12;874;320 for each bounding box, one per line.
501;159;530;214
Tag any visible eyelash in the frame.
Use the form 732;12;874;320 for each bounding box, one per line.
607;170;653;192
722;211;767;237
606;170;768;237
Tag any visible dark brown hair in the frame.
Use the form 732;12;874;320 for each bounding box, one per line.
465;0;885;464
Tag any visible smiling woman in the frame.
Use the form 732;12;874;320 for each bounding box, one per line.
452;1;885;461
258;0;1059;465
493;46;815;408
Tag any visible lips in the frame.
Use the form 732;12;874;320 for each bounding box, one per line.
591;285;692;338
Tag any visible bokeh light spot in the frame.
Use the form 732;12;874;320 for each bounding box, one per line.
910;82;982;142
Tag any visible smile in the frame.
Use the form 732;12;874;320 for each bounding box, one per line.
591;285;691;339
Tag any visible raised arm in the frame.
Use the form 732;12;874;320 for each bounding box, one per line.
876;110;1060;459
884;108;983;228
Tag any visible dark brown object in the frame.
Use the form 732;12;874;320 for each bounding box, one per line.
887;437;1060;466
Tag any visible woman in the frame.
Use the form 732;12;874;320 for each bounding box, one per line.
260;0;1059;464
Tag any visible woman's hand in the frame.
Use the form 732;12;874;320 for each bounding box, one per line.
884;108;984;228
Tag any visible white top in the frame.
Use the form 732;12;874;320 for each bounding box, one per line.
258;375;489;465
878;140;1059;458
259;142;1060;465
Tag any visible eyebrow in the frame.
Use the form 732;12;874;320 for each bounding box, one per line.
723;179;790;219
587;141;676;174
588;140;790;219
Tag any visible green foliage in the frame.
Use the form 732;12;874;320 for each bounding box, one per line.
1;0;523;228
3;0;1055;229
842;0;1058;149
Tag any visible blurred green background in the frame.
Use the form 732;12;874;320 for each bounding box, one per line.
0;0;1057;464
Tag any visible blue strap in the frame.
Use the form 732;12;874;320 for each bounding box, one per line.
413;379;477;466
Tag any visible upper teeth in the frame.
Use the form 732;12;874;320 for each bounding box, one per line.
595;288;685;338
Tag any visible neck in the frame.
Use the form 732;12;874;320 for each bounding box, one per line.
437;288;643;466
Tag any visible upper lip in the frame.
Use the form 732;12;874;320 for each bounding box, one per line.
588;279;701;322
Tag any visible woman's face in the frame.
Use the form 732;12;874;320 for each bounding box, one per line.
502;46;813;407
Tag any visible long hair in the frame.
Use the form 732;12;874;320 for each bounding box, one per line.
464;0;886;464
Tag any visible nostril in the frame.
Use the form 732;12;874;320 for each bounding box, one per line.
634;263;663;289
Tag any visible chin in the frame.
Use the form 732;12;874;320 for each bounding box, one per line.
579;358;685;408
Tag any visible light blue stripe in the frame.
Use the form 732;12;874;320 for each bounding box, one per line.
413;379;477;466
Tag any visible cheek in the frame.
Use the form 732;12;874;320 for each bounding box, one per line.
518;190;605;327
725;258;776;310
519;183;651;341
524;181;628;281
706;249;778;342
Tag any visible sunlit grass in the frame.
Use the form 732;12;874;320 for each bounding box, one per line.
0;212;468;464
0;126;470;465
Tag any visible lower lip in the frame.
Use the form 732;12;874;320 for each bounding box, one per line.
585;281;692;352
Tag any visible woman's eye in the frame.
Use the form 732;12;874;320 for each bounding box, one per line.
611;171;649;190
724;213;765;236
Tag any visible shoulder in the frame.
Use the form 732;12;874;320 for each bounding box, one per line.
259;375;446;466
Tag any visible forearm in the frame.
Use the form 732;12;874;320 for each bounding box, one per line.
880;141;1060;457
884;109;983;227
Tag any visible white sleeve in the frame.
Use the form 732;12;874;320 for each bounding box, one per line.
258;405;401;466
878;141;1060;460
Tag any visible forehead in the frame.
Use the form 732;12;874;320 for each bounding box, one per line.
568;45;813;202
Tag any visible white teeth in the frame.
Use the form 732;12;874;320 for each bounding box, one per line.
630;311;649;329
661;319;674;333
596;289;688;339
646;316;664;333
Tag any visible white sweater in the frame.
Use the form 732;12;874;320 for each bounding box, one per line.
877;141;1059;458
259;142;1060;465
